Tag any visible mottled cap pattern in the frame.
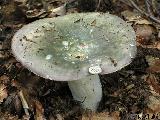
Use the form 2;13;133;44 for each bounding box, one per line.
12;13;137;81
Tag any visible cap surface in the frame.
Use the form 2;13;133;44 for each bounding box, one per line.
12;13;137;81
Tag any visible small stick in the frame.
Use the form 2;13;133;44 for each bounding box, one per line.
19;90;30;116
119;0;132;7
128;0;160;24
96;0;102;11
145;0;153;16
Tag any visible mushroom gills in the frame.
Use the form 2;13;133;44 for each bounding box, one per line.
68;74;102;111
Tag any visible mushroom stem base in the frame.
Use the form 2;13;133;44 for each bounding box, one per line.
68;74;102;111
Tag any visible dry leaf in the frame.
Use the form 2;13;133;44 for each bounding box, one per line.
22;115;30;120
121;10;152;24
137;41;160;50
0;75;10;84
135;19;152;25
34;99;46;120
145;96;160;113
56;114;64;120
82;111;120;120
121;10;141;22
135;24;156;45
146;56;160;73
49;5;66;17
26;9;47;19
0;112;19;120
152;41;160;50
0;84;8;103
144;74;160;114
145;74;160;96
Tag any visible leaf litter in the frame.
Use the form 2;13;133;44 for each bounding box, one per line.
0;0;160;120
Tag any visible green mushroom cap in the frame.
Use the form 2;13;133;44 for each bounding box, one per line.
12;13;137;81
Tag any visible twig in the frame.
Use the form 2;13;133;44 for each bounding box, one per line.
19;90;30;116
103;0;112;7
145;0;153;16
119;0;132;7
128;0;160;24
96;0;102;11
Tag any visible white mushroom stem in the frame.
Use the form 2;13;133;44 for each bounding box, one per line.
68;74;102;111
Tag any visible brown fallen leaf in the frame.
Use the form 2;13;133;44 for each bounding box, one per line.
0;1;17;23
0;75;10;84
22;115;30;120
56;114;64;120
135;19;152;25
0;84;8;103
82;111;120;120
26;9;48;19
146;56;160;73
121;10;152;24
134;24;156;45
0;51;7;59
145;95;160;113
34;99;46;120
145;74;160;96
152;41;160;50
144;74;160;114
137;41;160;51
121;10;141;22
0;112;19;120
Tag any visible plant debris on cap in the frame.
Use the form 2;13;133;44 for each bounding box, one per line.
12;13;137;81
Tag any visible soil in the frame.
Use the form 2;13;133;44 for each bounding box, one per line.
0;0;160;120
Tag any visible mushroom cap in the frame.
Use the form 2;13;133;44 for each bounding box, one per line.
12;13;136;81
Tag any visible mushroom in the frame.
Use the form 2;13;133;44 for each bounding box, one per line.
12;13;137;111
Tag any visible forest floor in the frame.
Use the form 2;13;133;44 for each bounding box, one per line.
0;0;160;120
